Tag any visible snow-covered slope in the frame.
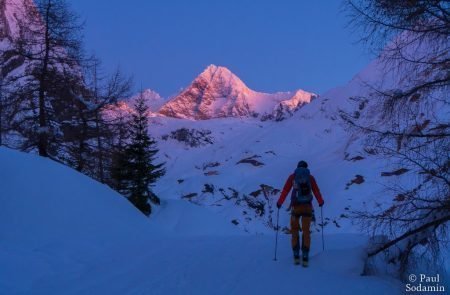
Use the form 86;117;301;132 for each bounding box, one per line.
0;0;33;39
150;49;448;237
149;103;377;234
128;89;165;112
0;0;32;79
147;58;394;233
0;147;402;294
158;65;316;120
0;147;238;242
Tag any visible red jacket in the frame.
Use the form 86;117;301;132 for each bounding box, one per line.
277;174;324;207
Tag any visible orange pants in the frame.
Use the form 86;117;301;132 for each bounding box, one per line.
290;204;312;257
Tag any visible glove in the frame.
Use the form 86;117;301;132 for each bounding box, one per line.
276;202;282;209
319;201;324;207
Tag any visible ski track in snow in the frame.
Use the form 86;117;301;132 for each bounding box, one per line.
6;235;402;295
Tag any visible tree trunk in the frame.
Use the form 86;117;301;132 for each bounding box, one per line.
0;78;3;146
368;214;450;257
76;114;88;172
38;1;52;157
95;113;105;183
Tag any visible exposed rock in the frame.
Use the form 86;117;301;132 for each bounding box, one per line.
218;188;239;200
381;168;409;177
182;193;198;199
236;155;264;167
249;185;280;201
270;93;316;121
202;161;221;170
243;195;265;217
260;184;280;196
345;175;365;189
202;184;215;194
333;220;341;228
347;155;365;161
204;171;219;176
168;128;214;147
344;153;365;161
350;156;364;161
249;190;261;197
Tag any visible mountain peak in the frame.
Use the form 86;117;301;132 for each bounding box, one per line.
202;64;231;75
158;65;254;119
158;64;316;120
196;64;247;90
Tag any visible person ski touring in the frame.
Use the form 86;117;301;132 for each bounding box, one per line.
276;160;324;266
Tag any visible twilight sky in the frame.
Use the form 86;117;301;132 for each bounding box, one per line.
71;0;373;97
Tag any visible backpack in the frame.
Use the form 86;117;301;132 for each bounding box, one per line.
293;167;313;204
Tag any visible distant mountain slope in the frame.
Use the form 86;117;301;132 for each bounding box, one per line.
128;89;165;112
158;65;316;120
0;0;33;77
0;0;32;39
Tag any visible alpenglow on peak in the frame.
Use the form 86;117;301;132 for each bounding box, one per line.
158;64;317;120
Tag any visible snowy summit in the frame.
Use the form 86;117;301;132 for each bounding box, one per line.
158;64;316;120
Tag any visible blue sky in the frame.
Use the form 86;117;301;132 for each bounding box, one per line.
71;0;373;97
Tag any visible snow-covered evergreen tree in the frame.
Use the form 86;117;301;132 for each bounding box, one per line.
112;91;164;215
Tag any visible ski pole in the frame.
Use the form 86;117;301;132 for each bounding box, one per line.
274;208;280;261
321;206;325;251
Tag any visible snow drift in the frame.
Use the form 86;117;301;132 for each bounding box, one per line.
0;147;237;293
0;147;403;294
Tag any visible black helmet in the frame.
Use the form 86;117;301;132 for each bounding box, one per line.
297;160;308;168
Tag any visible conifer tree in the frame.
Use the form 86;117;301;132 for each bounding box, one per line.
112;91;165;216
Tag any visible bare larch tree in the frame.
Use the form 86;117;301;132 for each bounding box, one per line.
342;0;449;276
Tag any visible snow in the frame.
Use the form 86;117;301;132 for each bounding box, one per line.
128;89;165;113
158;64;316;120
152;199;239;236
1;1;447;291
1;0;31;38
0;147;403;294
147;107;383;235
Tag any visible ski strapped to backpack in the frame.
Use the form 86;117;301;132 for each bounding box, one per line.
292;167;313;204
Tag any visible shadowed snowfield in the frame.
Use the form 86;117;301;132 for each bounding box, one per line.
0;148;402;294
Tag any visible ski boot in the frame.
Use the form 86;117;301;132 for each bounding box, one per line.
302;251;309;267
